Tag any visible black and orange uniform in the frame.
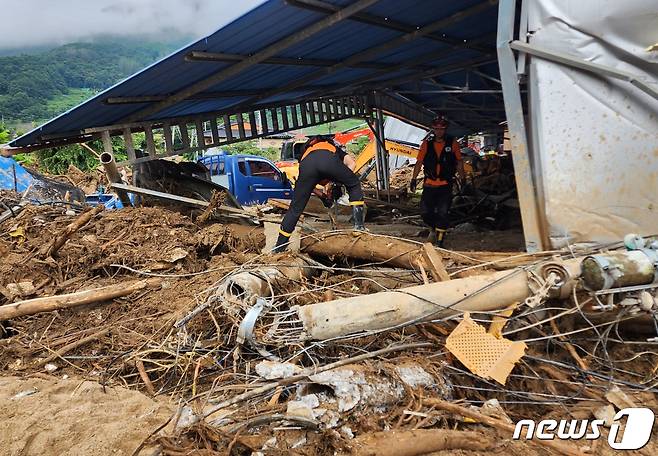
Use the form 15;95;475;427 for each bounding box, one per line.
416;134;462;237
274;140;365;252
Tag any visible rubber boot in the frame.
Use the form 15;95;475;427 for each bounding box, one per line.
272;233;289;253
352;205;366;231
435;228;447;248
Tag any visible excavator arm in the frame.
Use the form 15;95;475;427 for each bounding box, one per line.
353;139;419;176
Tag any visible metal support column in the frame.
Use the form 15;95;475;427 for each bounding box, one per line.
497;0;546;252
375;108;389;192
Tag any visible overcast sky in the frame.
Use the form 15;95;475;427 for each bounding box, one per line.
0;0;266;50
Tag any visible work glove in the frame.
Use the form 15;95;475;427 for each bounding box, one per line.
409;179;417;193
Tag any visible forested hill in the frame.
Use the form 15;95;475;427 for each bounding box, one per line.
0;37;191;123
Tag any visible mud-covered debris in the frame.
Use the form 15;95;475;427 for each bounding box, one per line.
256;360;303;379
394;364;435;388
307;366;405;412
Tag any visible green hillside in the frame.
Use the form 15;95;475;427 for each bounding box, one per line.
0;37;190;123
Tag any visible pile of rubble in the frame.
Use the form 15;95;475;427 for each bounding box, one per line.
1;191;657;455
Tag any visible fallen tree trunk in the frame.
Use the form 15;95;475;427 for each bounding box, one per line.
39;204;104;258
300;231;423;270
227;225;424;270
296;259;582;340
0;278;162;320
343;429;493;456
226;224;568;279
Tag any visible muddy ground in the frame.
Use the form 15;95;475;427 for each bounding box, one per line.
1;195;657;455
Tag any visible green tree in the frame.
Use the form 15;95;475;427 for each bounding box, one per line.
223;141;279;161
31;136;128;175
0;122;10;144
347;136;370;156
35;145;99;174
0;36;189;122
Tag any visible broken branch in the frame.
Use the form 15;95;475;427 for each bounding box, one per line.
344;429;493;456
39;204;104;258
425;398;587;456
0;278;162;320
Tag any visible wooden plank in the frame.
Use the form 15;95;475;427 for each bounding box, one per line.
144;124;156;156
195;119;205;149
123;128;136;161
162;123;174;155
345;97;353;115
209;117;220;144
281;106;290;131
237;113;246;139
110;183;250;216
260;109;269;134
291;104;300;129
179;123;190;150
248;112;257;138
223;114;233;141
300;103;309;126
333;98;340;119
271;108;280;131
309;101;318;123
422;242;450;282
358;96;365;115
359;96;366;115
112;183;206;207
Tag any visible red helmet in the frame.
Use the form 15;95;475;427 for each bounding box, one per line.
431;114;449;128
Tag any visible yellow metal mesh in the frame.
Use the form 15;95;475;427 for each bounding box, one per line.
446;313;526;385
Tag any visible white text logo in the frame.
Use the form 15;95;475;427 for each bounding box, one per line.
512;407;654;450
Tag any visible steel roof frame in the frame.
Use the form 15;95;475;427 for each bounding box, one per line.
122;0;380;123
6;0;508;155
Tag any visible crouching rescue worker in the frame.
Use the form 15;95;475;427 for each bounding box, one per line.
410;115;464;247
273;135;366;253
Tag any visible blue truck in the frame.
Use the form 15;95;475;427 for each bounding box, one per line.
197;152;292;205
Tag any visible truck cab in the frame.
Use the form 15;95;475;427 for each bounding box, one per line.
198;152;293;205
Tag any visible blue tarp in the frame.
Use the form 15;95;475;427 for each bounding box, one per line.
0;156;89;204
0;156;33;193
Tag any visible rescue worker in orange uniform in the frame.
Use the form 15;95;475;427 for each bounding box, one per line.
273;135;366;252
410;115;464;247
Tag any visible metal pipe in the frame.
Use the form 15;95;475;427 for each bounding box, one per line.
296;258;582;341
99;151;131;207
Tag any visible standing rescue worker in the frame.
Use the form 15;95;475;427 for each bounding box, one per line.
410;115;464;247
273;135;366;252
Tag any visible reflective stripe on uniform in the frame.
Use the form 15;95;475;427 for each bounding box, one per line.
349;200;365;206
300;141;337;161
279;229;292;237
